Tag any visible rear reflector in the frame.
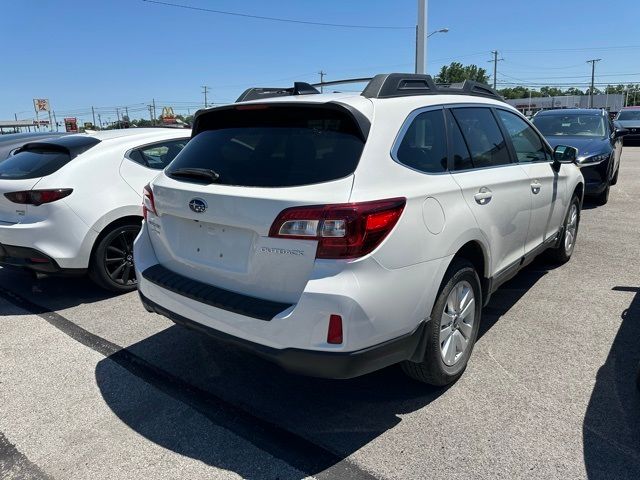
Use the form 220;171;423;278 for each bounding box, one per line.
327;315;343;344
4;189;72;206
29;258;50;264
269;197;406;259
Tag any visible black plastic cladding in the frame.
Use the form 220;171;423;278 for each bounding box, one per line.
361;73;503;100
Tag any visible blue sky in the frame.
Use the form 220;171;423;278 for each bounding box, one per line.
2;0;640;125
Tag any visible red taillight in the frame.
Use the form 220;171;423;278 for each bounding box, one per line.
4;189;72;206
142;184;157;220
327;314;343;344
269;197;406;259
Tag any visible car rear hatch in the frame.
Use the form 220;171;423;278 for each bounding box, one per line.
146;102;370;304
0;136;100;224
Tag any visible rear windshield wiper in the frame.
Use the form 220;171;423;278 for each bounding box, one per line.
168;167;220;184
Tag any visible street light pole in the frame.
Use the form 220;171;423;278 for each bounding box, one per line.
415;0;426;74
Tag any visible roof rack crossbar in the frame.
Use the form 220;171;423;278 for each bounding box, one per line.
235;82;320;103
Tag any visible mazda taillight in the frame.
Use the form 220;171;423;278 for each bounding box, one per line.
142;184;157;220
269;198;406;259
4;189;72;206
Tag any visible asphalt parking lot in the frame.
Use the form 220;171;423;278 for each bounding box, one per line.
1;149;639;480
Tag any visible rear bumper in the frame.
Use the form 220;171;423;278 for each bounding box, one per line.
139;292;428;379
0;243;86;275
0;203;95;269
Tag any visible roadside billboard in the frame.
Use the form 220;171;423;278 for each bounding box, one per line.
64;117;78;133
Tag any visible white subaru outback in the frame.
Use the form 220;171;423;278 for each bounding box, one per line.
134;74;583;385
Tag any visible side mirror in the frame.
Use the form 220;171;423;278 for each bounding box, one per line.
552;145;577;171
614;127;629;138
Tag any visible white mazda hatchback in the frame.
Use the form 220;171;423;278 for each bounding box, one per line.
0;128;190;291
135;74;583;385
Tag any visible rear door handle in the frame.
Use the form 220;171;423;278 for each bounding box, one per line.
531;181;542;194
474;187;493;205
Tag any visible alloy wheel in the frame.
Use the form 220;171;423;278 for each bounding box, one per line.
104;229;137;286
564;203;578;255
439;280;476;366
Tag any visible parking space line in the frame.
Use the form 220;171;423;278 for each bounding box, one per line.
0;286;379;480
0;431;53;480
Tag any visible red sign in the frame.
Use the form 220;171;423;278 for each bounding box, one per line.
64;117;78;133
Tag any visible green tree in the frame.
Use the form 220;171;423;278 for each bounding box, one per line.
540;86;564;97
565;87;584;96
435;62;489;84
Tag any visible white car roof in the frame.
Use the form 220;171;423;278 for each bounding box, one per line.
86;128;191;140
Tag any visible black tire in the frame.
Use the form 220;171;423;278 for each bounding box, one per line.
548;195;580;264
402;259;482;386
89;223;141;293
594;182;610;206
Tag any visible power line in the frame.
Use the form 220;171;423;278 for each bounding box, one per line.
502;45;640;54
141;0;413;29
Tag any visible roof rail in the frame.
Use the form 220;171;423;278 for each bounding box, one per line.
361;73;503;100
235;82;319;102
234;73;503;103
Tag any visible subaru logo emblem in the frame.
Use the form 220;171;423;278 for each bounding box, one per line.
189;198;207;213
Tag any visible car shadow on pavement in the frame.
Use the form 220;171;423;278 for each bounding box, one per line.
0;266;117;313
93;256;561;478
583;286;640;479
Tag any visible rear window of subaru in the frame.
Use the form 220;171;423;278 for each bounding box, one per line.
166;105;365;187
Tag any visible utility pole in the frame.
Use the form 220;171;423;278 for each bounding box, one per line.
201;86;210;108
490;50;503;90
125;106;129;120
97;113;102;129
53;111;58;132
318;70;326;92
587;59;601;108
415;0;427;74
116;107;121;128
152;99;157;125
91;106;96;128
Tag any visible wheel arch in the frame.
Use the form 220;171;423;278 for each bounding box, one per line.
447;240;490;305
88;215;143;266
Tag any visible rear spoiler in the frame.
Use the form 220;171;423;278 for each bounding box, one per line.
192;102;371;141
18;136;101;159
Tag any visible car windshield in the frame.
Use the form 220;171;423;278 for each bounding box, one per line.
532;114;606;137
616;110;640;121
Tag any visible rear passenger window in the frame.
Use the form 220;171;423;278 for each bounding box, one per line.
451;108;511;168
129;139;189;170
495;110;547;162
395;109;447;173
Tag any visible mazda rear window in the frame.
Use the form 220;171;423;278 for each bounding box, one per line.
166;106;365;187
0;149;72;179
